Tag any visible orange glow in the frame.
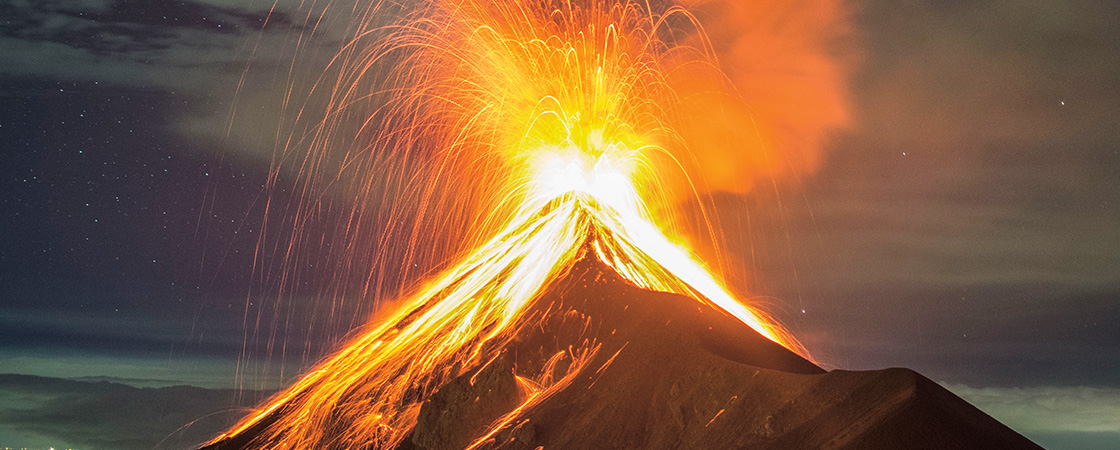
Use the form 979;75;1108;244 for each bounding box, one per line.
214;164;805;448
215;0;833;447
677;0;857;193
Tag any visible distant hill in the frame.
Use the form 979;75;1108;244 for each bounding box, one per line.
0;373;271;450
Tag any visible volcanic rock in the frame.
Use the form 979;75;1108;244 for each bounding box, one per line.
204;252;1042;450
406;358;522;450
404;255;1042;450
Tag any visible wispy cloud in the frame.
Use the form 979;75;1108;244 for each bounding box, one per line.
0;0;327;164
0;374;270;450
944;383;1120;434
0;0;300;88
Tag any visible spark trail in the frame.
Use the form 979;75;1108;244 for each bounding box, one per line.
211;0;840;448
213;155;805;449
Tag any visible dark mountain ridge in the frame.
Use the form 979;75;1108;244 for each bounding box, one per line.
205;250;1042;449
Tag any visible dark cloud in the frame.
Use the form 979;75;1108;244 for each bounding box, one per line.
791;284;1120;387
685;0;1120;391
0;0;292;54
0;1;1118;448
0;0;307;97
857;0;1120;151
0;373;270;450
0;309;243;357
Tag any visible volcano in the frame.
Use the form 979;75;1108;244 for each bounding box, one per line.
399;255;1043;450
190;0;1041;446
203;196;1042;450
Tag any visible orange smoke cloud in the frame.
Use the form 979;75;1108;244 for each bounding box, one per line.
672;0;858;194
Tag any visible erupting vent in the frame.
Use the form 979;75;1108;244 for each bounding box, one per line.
201;1;1045;448
205;1;828;446
208;184;808;449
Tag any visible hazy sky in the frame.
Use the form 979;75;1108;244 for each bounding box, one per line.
1;1;1118;449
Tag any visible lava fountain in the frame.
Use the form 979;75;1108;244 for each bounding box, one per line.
208;0;853;448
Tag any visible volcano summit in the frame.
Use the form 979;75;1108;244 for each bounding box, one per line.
203;195;1041;450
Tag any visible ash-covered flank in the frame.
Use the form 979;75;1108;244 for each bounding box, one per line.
205;253;1041;450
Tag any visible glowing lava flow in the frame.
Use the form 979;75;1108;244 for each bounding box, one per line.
211;0;817;448
211;154;806;449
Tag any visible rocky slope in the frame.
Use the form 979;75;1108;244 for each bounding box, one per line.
205;253;1042;450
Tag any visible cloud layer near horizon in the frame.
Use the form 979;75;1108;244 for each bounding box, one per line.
944;383;1120;435
0;374;271;450
1;3;1118;450
1;373;1117;450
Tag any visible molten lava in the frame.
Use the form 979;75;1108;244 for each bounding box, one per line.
209;0;844;448
211;155;807;449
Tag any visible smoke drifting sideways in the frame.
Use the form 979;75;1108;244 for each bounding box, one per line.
229;0;859;381
674;0;858;194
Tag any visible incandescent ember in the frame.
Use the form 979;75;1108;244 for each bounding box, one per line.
204;197;1040;450
203;1;1041;449
206;240;1041;450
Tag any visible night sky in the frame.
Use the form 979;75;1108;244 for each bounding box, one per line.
2;1;1120;449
